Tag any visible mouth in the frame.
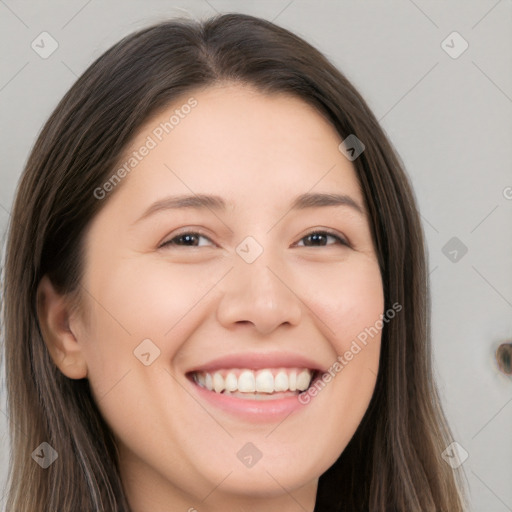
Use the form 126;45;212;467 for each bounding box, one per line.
188;367;320;401
184;352;326;421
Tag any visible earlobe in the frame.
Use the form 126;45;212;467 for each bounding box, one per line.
36;275;88;380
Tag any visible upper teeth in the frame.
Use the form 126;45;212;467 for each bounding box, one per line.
193;368;314;394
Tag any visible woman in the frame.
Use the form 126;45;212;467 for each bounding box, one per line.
2;12;467;511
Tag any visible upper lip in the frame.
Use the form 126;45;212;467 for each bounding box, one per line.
186;352;327;374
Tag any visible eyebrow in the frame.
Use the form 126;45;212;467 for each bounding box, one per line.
134;192;365;224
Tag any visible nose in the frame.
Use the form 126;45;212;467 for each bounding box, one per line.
216;252;302;336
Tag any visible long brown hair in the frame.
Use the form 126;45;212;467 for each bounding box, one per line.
2;13;468;511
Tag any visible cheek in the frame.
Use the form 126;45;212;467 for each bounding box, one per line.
297;256;384;347
82;252;383;387
84;256;225;339
79;257;228;387
295;256;384;441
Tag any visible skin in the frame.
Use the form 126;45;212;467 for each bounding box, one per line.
37;83;384;512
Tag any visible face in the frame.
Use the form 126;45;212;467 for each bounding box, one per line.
66;84;384;510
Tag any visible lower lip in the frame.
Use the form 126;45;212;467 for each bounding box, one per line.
189;378;314;422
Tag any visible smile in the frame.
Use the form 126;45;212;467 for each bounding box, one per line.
191;367;317;397
186;368;324;422
185;352;325;420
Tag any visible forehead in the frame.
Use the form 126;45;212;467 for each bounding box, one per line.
108;83;363;211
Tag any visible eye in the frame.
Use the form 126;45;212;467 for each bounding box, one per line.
159;229;349;249
295;230;349;248
160;231;214;248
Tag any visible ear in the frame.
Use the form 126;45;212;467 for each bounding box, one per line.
36;275;88;379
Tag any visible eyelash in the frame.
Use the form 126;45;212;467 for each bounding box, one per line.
159;229;349;249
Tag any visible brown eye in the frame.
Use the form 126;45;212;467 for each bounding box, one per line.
297;230;349;248
160;231;213;248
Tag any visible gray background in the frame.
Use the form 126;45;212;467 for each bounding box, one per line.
1;1;511;510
